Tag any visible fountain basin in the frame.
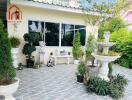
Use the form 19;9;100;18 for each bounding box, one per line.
92;53;120;81
92;53;120;62
97;42;115;47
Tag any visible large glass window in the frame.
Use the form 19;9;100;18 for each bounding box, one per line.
28;21;59;46
61;24;74;46
61;24;86;46
28;21;86;46
45;22;59;46
75;25;86;46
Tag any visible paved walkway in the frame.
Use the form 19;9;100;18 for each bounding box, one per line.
14;64;132;100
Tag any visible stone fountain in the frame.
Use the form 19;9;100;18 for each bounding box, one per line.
92;32;120;81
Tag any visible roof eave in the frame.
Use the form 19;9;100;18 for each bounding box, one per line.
10;0;107;16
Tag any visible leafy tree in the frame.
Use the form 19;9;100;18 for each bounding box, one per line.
72;31;81;60
0;19;16;84
98;17;125;39
81;0;125;34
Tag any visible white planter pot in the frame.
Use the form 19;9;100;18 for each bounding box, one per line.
74;60;80;65
0;78;19;100
11;48;19;68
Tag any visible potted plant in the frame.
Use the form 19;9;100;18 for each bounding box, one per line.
72;31;81;64
10;37;20;68
85;34;96;67
22;33;36;68
76;62;86;83
0;19;19;100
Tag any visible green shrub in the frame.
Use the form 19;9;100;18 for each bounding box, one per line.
10;37;20;48
22;43;36;57
85;34;96;60
109;74;128;99
87;77;109;96
110;28;132;68
77;62;86;76
0;19;16;84
110;74;128;88
98;17;125;39
86;74;127;99
72;31;81;59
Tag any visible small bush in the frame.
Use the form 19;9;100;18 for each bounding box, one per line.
10;37;20;48
77;62;86;76
109;74;128;99
87;77;109;96
86;74;127;99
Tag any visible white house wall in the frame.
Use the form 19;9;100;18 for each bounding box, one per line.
7;5;98;65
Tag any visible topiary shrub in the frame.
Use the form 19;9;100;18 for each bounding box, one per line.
85;34;96;66
22;33;36;68
0;19;16;85
72;31;81;60
86;74;128;99
10;37;20;48
77;62;86;76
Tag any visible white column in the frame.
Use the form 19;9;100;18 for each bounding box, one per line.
98;61;109;81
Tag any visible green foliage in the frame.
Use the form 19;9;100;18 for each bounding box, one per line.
22;33;36;58
110;28;132;68
82;0;125;29
86;74;128;99
77;62;86;76
98;17;125;39
0;19;16;82
87;77;109;96
22;43;36;57
85;34;96;60
10;37;20;48
72;31;81;59
109;74;128;98
24;32;41;44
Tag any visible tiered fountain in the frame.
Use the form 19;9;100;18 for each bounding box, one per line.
92;32;120;81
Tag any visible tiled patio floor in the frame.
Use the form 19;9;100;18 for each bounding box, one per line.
14;64;132;100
